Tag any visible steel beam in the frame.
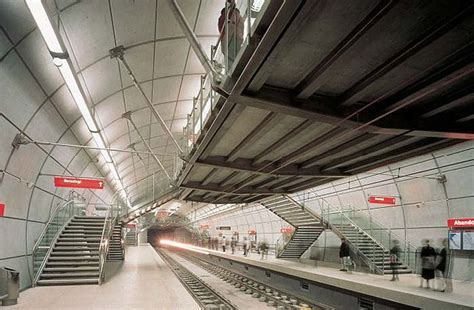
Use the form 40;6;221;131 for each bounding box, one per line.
300;133;378;169
226;112;279;162
348;139;462;176
321;135;412;171
181;181;288;196
168;0;219;80
110;46;183;154
195;156;348;178
28;140;173;157
339;6;474;105
344;138;452;173
253;119;312;165
296;0;396;99
123;111;172;181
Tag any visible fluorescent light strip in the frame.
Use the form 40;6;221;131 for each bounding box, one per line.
91;132;112;163
25;0;63;53
56;59;98;132
27;0;133;208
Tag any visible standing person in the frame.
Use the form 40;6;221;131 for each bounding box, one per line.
420;239;436;289
222;236;226;252
259;240;268;260
389;240;401;281
435;238;452;292
217;0;244;68
339;238;351;271
243;237;248;256
231;235;236;254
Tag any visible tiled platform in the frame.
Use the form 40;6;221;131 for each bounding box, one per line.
199;248;474;310
11;245;198;310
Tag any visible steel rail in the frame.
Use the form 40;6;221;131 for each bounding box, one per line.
155;248;236;310
178;251;332;310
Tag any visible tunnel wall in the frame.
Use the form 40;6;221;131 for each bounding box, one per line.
0;13;114;289
194;141;474;280
194;204;289;251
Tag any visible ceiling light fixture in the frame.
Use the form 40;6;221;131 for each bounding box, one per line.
26;0;130;207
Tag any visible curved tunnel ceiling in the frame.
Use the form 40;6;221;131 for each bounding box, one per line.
1;0;223;207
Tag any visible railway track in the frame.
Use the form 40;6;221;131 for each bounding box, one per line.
178;251;332;310
155;247;237;310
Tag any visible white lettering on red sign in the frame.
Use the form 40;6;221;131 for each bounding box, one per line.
448;218;474;228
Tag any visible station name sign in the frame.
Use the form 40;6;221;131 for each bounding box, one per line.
54;176;104;189
448;218;474;229
368;195;396;205
216;226;231;230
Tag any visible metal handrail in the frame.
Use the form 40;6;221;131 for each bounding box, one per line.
98;204;117;285
33;217;74;286
32;200;74;253
32;199;82;286
291;192;387;273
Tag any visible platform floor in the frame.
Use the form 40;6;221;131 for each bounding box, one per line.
206;248;474;310
11;245;199;309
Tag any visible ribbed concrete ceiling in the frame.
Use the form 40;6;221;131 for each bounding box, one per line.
0;0;222;206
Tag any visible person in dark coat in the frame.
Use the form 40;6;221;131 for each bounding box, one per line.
435;238;452;292
420;239;436;288
217;0;244;68
339;238;351;271
389;240;401;281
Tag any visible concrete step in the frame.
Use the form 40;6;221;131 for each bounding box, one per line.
43;267;99;272
41;272;99;278
37;278;99;286
46;262;98;267
48;256;99;261
51;251;99;256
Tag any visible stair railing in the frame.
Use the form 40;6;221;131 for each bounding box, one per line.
295;189;418;273
32;199;86;286
290;191;388;273
98;203;119;285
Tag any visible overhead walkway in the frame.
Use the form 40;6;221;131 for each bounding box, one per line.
173;0;473;205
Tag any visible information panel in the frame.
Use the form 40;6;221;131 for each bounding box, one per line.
448;231;462;250
463;231;474;250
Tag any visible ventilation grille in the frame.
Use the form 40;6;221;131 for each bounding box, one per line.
359;298;374;310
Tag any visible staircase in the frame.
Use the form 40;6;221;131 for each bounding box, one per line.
107;225;124;261
260;195;325;259
125;228;138;246
333;223;411;274
37;216;105;286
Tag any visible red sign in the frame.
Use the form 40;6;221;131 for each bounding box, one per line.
200;224;209;230
368;196;396;205
54;177;104;189
126;223;136;228
248;229;256;235
448;218;474;229
0;204;5;217
281;227;295;234
157;211;170;218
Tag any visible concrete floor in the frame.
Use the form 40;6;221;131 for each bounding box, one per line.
11;245;199;310
208;248;474;310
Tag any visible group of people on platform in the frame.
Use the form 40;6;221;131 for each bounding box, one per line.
206;235;269;259
339;237;452;292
